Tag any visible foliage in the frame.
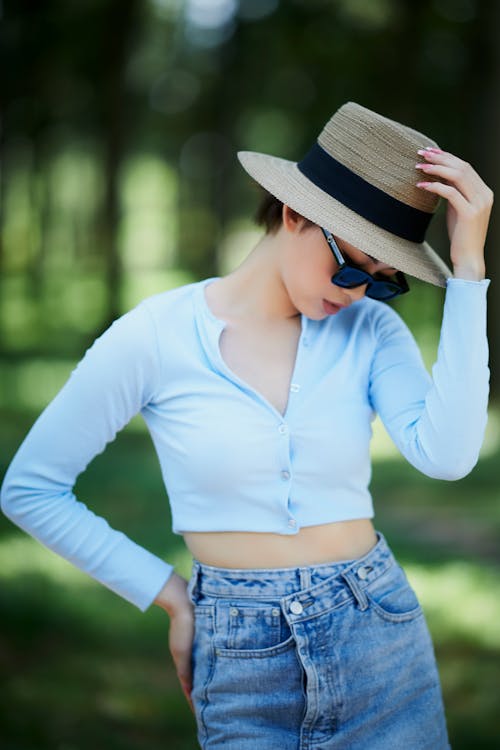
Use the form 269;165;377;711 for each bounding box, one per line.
1;0;499;386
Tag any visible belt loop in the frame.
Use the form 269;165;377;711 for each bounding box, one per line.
299;567;311;589
341;569;369;611
186;560;201;605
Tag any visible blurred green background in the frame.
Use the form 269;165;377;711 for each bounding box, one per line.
1;0;499;748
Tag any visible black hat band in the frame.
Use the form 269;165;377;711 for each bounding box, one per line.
297;142;433;243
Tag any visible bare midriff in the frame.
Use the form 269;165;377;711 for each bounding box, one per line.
183;518;377;569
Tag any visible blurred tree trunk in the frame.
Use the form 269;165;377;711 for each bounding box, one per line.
29;138;50;303
175;23;234;280
0;123;5;348
99;0;138;328
176;137;220;281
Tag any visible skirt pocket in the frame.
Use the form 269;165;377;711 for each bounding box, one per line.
213;598;294;657
365;562;423;623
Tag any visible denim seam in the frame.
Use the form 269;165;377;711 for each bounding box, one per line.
197;588;285;598
196;562;390;598
214;634;297;659
298;655;321;744
199;607;217;745
290;555;395;605
366;594;424;623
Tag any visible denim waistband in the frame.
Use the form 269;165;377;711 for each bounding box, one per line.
187;530;395;612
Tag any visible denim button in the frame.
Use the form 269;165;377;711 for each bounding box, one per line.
288;518;297;528
278;424;288;435
271;607;280;617
230;607;239;616
356;566;370;580
290;383;300;393
290;600;303;615
280;470;291;481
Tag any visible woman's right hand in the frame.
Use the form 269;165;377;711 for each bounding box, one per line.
154;572;195;712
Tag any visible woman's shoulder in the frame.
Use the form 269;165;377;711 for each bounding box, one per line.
140;278;202;307
136;277;207;324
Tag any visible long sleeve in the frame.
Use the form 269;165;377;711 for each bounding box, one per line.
0;303;174;611
369;277;490;480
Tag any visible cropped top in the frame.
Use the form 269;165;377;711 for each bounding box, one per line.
0;276;491;611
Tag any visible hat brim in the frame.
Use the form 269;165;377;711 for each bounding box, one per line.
238;150;452;287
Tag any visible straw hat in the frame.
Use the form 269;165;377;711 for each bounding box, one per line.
238;101;452;286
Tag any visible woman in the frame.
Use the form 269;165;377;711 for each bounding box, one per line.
1;102;493;748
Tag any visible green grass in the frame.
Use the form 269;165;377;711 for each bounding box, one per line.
1;409;499;749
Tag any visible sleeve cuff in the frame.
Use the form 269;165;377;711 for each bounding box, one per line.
98;536;176;612
446;276;491;289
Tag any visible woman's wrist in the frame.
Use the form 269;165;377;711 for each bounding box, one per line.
154;571;191;615
452;260;486;282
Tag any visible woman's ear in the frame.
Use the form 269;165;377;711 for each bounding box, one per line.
282;204;310;233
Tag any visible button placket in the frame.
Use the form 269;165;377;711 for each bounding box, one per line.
281;314;308;423
275;419;294;528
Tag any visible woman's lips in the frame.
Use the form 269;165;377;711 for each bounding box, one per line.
322;299;344;315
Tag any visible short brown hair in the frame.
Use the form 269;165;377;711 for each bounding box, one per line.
254;189;314;234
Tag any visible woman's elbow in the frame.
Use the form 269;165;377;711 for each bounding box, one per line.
415;452;480;481
0;469;38;525
1;475;23;521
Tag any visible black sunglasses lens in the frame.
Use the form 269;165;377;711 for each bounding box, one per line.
333;267;371;287
366;282;400;300
334;271;403;300
328;237;409;300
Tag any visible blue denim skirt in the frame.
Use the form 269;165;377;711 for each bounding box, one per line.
186;531;450;749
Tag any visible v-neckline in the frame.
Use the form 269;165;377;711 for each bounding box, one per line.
199;277;307;421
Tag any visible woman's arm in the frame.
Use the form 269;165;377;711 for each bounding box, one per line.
370;148;493;479
0;302;174;611
369;277;490;479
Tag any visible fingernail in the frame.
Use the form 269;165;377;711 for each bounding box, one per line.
416;181;430;187
418;147;441;155
415;163;428;169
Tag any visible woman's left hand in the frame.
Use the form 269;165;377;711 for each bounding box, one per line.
416;147;494;281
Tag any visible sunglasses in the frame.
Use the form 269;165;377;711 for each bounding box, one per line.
321;227;409;301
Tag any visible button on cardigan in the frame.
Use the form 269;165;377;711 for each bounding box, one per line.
0;276;491;610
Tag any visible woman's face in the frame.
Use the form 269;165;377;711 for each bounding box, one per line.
279;213;399;321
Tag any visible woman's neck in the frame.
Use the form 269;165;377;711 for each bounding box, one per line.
208;232;300;325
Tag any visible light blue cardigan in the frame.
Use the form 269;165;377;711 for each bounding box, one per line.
1;277;491;610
